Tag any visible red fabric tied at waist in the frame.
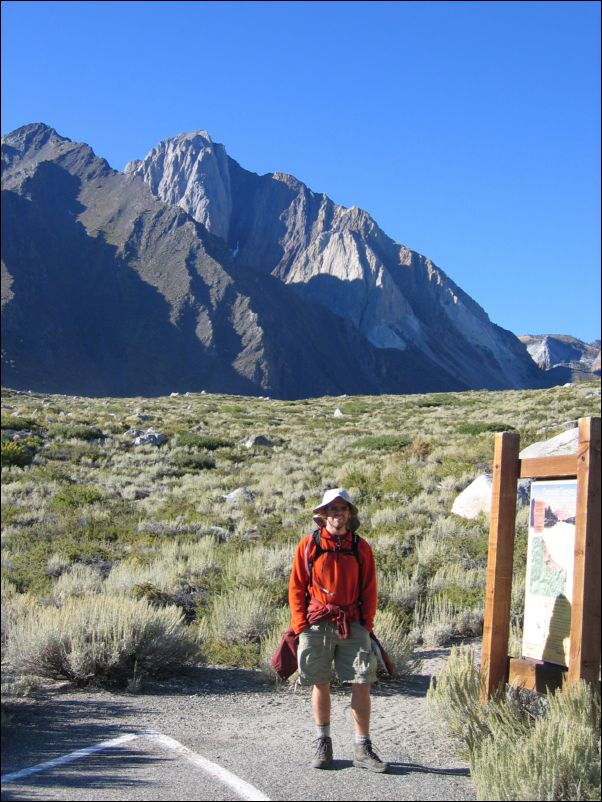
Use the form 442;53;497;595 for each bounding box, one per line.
270;627;299;680
306;599;357;639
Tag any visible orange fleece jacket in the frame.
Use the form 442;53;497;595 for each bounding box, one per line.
288;528;377;635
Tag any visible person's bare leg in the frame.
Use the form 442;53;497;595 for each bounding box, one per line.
312;682;331;725
351;682;371;735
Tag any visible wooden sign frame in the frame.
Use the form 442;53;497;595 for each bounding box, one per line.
480;416;600;700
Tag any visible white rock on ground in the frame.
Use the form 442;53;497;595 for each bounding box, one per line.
519;427;579;458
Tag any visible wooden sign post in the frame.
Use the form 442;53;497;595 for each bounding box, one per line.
480;416;600;701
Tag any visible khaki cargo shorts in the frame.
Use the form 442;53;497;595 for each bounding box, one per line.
297;620;377;686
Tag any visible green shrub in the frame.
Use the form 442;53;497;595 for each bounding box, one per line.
199;587;278;645
175;432;232;450
6;594;197;688
457;422;515;435
471;681;601;801
258;607;293;682
415;394;457;407
51;485;105;510
1;441;33;468
426;645;491;757
51;424;105;440
372;608;422;678
1;415;37;431
351;435;410;451
413;595;457;646
172;453;216;471
201;640;260;668
341;400;373;415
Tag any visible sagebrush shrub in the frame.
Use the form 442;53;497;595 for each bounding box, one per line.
372;608;422;678
427;645;601;801
199;587;279;645
6;594;196;687
471;681;601;801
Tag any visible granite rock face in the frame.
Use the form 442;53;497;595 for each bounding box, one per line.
127;130;547;392
125;132;232;242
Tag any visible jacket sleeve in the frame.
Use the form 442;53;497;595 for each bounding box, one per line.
359;539;377;632
288;537;310;635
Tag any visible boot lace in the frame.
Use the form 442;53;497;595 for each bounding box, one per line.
362;739;383;762
313;736;332;759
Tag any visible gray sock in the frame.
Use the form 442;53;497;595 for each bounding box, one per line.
355;734;370;745
316;723;331;738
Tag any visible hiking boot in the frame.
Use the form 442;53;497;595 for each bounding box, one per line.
353;738;389;773
312;736;333;769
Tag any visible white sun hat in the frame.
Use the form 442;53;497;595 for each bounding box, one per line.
312;488;360;531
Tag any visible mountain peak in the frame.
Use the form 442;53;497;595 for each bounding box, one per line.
1;122;69;154
125;129;232;241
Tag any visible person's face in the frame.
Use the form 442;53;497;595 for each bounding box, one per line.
324;500;351;534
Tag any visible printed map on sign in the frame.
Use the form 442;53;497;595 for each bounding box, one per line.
522;480;577;666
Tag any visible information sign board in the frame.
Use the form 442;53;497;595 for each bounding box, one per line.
522;479;578;666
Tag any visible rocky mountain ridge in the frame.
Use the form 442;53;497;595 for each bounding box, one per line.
126;130;541;391
519;334;601;382
2;122;552;397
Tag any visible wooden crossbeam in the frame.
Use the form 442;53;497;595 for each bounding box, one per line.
518;455;577;479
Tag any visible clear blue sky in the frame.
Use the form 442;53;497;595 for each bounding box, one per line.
2;0;600;342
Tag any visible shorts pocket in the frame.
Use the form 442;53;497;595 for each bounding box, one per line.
353;648;377;682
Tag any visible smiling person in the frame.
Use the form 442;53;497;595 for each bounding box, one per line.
288;488;389;773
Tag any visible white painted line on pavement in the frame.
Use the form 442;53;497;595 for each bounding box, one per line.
143;730;271;801
1;729;272;802
1;732;140;783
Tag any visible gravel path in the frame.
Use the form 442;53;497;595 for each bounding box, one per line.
1;646;476;801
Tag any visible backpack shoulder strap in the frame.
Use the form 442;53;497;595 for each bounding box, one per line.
304;529;322;591
352;533;365;624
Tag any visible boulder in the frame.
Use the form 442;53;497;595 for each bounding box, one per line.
453;427;581;520
132;428;168;446
519;427;579;458
223;487;256;505
243;435;273;448
452;475;531;520
452;475;494;519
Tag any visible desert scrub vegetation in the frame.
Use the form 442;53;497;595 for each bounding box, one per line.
1;381;599;690
427;645;601;800
5;593;196;689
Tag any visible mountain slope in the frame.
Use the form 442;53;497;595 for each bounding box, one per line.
1;123;465;397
